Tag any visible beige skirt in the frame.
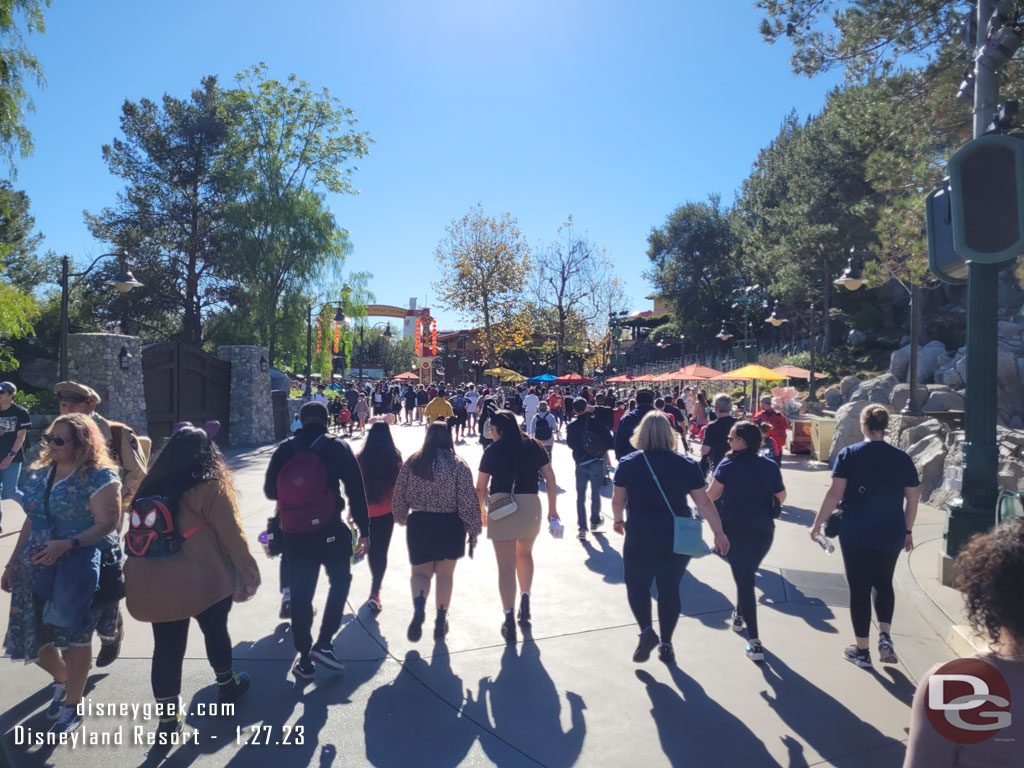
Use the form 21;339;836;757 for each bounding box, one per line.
486;493;542;541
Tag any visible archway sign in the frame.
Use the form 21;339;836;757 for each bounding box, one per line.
362;300;431;341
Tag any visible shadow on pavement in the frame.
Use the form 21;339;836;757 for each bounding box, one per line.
678;570;732;629
472;641;586;768
362;644;479;767
758;573;839;635
777;505;816;527
757;652;904;767
872;665;916;707
580;533;624;584
635;667;780;768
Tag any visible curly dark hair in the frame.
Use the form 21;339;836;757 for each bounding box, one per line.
132;426;233;510
955;517;1024;646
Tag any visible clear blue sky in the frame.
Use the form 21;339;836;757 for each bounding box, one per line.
17;0;839;330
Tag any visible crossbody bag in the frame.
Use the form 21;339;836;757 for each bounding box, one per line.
641;453;709;558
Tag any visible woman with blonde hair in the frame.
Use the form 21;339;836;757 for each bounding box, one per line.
612;411;728;664
2;414;121;735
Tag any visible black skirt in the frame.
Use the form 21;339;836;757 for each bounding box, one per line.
406;512;466;564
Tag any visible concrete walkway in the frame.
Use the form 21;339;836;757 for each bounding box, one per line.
0;423;961;767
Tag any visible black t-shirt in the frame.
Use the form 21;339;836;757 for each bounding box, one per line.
479;439;550;495
0;403;31;463
345;389;359;409
702;415;737;469
713;452;785;531
416;390;429;406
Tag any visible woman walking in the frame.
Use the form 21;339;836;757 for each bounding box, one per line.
476;410;560;643
123;426;260;737
706;421;785;662
611;411;729;664
2;414;121;735
810;405;920;669
357;422;402;612
392;423;481;641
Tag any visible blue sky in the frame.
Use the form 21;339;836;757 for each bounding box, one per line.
16;0;840;330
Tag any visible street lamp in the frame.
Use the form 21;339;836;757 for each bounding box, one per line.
355;321;393;383
766;302;820;401
835;248;923;416
305;300;347;397
716;323;735;342
59;252;143;380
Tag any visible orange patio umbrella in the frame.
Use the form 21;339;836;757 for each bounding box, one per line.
772;365;828;381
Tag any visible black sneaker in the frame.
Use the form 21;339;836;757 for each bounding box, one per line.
877;632;898;664
632;627;660;663
577;529;587;541
517;594;531;623
408;596;426;642
591;518;604;531
731;609;746;634
217;672;251;703
156;713;183;738
658;642;675;665
279;598;291;620
96;613;124;668
310;645;345;672
292;658;315;680
843;645;873;669
501;614;517;644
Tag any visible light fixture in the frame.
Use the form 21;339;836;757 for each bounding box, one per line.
957;68;976;103
333;307;346;323
106;264;144;293
978;24;1023;69
716;323;734;341
118;346;132;369
260;355;268;372
765;302;789;327
834;251;866;291
383;325;393;339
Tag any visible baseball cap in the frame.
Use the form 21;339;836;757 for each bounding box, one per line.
0;381;16;395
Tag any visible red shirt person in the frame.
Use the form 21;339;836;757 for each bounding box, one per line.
754;396;788;463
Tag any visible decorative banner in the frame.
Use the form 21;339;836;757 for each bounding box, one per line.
333;321;340;354
316;316;322;354
431;318;437;355
414;318;422;356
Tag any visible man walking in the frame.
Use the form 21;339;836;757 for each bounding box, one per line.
566;397;614;541
754;395;788;466
264;402;369;680
465;384;480;435
701;394;737;473
613;389;656;460
0;381;30;534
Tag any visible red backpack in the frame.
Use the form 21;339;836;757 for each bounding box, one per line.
125;495;209;558
275;435;336;533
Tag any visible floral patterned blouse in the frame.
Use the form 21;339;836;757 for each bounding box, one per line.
22;466;121;538
391;452;482;539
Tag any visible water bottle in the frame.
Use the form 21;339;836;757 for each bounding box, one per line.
815;533;835;554
257;531;274;559
549;518;564;539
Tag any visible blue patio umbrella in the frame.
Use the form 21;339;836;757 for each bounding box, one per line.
528;373;558;383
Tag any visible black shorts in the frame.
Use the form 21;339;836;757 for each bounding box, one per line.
406;512;466;564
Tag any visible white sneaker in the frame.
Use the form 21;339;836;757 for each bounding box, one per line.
745;640;765;662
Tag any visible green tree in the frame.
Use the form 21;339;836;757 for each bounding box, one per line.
645;195;741;344
432;203;532;367
0;182;50;368
221;63;371;364
85;76;232;344
0;1;49;172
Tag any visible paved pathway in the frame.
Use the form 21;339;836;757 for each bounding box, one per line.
0;420;957;767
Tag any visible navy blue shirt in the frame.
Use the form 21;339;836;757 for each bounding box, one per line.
713;452;785;531
832;440;920;552
614;449;706;553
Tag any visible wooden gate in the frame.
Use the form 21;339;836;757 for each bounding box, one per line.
143;342;231;446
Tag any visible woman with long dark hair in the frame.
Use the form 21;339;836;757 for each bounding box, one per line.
707;421;785;663
358;422;402;612
392;423;481;641
123;427;260;737
476;410;560;643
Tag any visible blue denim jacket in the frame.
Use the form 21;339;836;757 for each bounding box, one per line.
33;544;101;634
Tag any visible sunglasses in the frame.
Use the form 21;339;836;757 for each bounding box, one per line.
42;435;70;447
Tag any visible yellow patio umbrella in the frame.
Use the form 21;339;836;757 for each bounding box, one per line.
712;364;789;381
484;367;526;382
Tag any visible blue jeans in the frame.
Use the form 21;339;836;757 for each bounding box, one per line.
575;460;604;531
0;460;25;525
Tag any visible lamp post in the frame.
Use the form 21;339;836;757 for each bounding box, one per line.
836;249;923;416
59;252;143;380
356;321;393;383
766;302;821;401
305;301;347;398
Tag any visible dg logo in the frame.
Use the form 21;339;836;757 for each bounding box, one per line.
926;658;1012;744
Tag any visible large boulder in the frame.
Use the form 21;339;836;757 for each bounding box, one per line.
849;373;899;404
898;418;947;451
889;345;911;381
907;434;948;500
918;341;950;383
823;386;843;410
848;329;867;347
889;383;929;413
839;375;862;401
828;400;875;464
923;389;965;413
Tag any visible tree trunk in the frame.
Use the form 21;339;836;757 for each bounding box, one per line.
822;260;832;355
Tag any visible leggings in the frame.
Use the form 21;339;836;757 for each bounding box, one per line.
151;595;233;700
723;522;774;640
368;514;395;594
840;540;900;638
622;542;690;643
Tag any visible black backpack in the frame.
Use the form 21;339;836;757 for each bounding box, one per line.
580;416;605;458
126;496;209;558
534;415;553;442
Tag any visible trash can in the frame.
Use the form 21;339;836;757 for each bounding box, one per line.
809;417;836;462
788;417;813;454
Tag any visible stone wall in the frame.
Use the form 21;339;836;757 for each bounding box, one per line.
217;345;274;447
68;333;147;434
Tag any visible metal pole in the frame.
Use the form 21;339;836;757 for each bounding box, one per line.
304;305;313;398
902;282;924;416
946;0;1001;557
358;324;364;383
807;304;818;402
58;255;70;381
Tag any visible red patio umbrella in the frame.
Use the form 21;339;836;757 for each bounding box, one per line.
554;373;594;384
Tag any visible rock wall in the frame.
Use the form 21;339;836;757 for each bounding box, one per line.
217;345;275;447
67;333;147;434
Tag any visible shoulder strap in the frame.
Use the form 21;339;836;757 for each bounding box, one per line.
43;466;57;529
641;452;677;518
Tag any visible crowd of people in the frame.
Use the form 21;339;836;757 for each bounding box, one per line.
1;373;1019;767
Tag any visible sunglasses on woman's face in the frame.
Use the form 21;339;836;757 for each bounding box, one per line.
42;435;69;447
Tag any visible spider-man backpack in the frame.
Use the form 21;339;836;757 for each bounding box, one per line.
125;496;209;558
